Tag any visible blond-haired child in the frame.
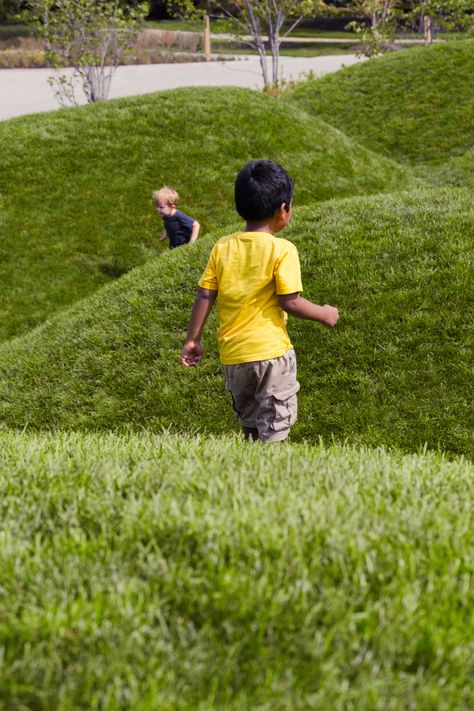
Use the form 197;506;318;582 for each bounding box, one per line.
152;186;200;249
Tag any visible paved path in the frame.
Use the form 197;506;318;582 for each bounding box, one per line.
0;54;363;121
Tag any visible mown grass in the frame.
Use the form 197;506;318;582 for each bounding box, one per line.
209;40;357;57
1;430;473;709
286;40;474;167
427;148;474;190
0;86;416;342
0;188;471;457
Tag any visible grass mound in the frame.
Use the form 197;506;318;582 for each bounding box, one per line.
286;41;474;167
428;148;474;190
1;430;473;709
0;86;416;342
0;187;472;457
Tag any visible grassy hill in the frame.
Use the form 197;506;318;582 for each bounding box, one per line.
1;430;473;709
0;86;416;342
429;148;474;189
286;41;474;168
0;187;472;457
1;48;473;709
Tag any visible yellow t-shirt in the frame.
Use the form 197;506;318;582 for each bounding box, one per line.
198;231;303;364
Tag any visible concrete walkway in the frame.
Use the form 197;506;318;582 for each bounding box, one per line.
0;54;363;121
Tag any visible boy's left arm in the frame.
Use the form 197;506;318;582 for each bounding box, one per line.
189;220;200;244
181;287;217;366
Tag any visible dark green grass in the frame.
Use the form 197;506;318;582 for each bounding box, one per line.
425;148;474;189
0;87;416;342
148;19;359;39
1;430;474;709
286;40;474;167
210;39;357;57
0;188;472;457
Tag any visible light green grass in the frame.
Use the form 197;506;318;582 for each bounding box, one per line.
0;188;472;457
0;86;417;342
286;40;474;167
0;430;473;709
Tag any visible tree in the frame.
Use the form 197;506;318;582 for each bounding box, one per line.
168;0;328;87
28;0;147;105
348;0;402;55
0;0;22;23
406;0;474;42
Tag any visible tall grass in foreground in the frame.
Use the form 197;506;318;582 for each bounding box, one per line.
0;188;472;457
0;430;473;709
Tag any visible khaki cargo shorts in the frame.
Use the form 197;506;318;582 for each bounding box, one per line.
222;349;300;443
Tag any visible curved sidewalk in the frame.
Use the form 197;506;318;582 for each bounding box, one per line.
0;54;363;121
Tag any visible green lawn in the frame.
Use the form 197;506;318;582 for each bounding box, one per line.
426;147;474;189
1;430;473;709
210;39;357;57
0;188;471;457
0;87;416;342
1;36;473;708
286;40;474;167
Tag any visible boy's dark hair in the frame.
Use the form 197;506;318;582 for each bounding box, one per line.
234;160;294;221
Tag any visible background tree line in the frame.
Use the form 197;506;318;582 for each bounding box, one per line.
2;0;472;99
2;1;473;31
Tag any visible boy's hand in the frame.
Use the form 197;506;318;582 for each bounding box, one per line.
321;305;339;327
181;339;204;367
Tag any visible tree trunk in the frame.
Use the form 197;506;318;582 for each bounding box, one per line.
423;14;432;45
204;13;211;62
269;27;279;86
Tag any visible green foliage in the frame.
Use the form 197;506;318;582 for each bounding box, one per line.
0;86;415;341
286;40;474;166
347;0;401;57
410;0;474;32
28;0;148;103
168;0;331;86
0;188;472;457
0;0;21;23
1;430;473;708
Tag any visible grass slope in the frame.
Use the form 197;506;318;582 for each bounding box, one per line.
0;86;416;342
428;147;474;190
1;430;474;709
286;40;474;167
0;188;472;457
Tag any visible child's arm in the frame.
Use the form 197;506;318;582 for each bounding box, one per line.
159;230;168;242
181;287;218;366
279;293;339;327
189;220;200;244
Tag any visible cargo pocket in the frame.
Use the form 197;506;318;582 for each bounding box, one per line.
260;381;300;436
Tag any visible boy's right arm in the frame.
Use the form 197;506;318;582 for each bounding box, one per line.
159;230;168;242
181;288;218;366
279;293;339;327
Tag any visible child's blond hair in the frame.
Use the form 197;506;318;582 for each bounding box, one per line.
152;186;179;207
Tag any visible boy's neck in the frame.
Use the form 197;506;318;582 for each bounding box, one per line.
244;221;275;234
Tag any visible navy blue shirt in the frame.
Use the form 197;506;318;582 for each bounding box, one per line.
163;210;195;249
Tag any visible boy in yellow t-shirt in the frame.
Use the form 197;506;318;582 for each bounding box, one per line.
181;159;339;443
